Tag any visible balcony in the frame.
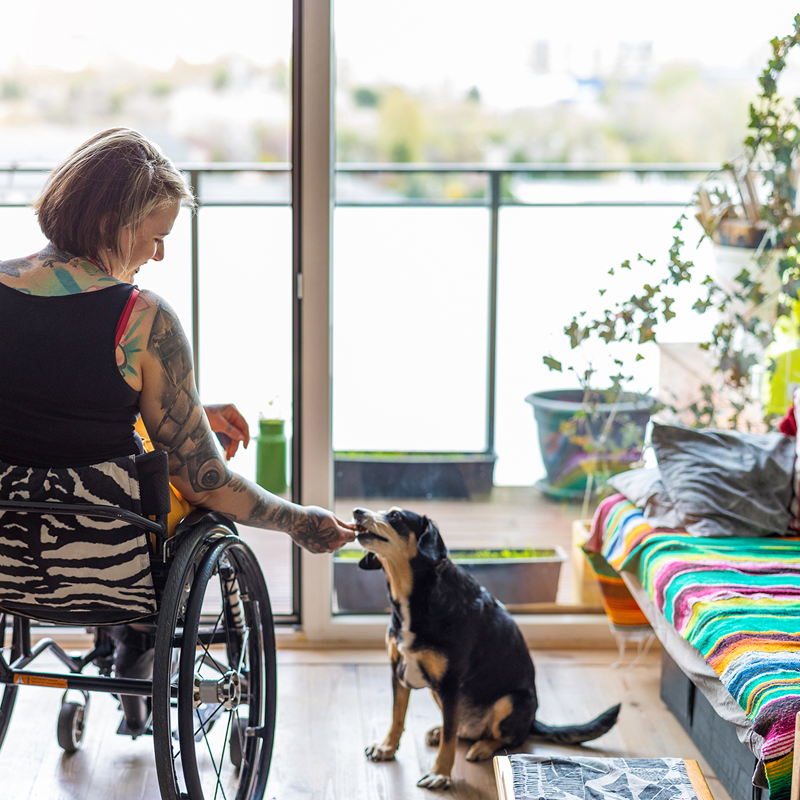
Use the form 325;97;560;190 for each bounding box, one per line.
0;161;719;618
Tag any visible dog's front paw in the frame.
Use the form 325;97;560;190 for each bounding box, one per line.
425;726;442;747
465;740;499;761
365;742;398;762
417;772;451;790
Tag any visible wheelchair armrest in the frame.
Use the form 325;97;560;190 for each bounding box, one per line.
0;499;164;534
169;510;239;553
135;449;171;518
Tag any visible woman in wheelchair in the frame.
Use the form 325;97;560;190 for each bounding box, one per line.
0;128;355;799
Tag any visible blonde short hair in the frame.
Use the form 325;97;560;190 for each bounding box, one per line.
33;127;196;261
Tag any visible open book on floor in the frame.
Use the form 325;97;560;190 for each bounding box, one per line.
493;755;714;800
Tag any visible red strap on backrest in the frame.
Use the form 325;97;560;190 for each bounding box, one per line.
115;287;140;348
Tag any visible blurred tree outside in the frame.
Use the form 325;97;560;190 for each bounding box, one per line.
0;3;796;182
0;57;292;164
376;87;427;163
336;60;756;167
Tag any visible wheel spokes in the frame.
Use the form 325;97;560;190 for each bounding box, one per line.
155;537;273;800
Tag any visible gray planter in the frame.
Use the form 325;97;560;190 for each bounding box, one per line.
332;546;567;614
334;451;496;499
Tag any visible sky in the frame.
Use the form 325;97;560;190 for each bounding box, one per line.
336;1;799;81
2;0;798;81
0;0;293;71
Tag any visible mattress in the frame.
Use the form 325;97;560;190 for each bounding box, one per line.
623;572;765;760
586;494;800;800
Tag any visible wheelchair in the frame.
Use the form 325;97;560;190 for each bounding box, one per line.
0;449;276;800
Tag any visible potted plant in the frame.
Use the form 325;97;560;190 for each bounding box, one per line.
525;385;658;503
690;19;800;422
332;545;568;614
542;15;800;457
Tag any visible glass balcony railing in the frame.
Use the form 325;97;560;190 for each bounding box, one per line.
0;160;720;486
332;163;718;486
0;162;720;613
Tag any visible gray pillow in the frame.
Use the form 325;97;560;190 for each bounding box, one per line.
608;467;683;529
650;423;795;537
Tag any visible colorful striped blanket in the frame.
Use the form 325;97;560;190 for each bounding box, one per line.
587;494;800;800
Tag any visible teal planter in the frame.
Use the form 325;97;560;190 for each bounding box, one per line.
525;390;656;500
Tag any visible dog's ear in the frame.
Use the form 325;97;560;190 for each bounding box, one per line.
416;517;447;563
358;552;383;571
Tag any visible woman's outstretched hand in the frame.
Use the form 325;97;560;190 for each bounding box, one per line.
204;403;250;460
290;506;357;553
200;405;356;552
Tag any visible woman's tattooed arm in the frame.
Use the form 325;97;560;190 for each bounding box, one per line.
224;477;346;553
146;301;229;492
138;295;355;552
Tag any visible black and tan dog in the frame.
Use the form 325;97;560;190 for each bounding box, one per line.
354;506;620;790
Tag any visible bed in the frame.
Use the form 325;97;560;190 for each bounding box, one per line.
584;420;800;800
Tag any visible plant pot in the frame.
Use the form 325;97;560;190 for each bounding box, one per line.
711;244;781;325
525;389;656;500
332;546;567;613
332;552;393;614
334;451;496;499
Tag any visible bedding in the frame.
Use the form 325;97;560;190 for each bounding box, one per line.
622;570;764;760
586;495;800;800
609;424;795;537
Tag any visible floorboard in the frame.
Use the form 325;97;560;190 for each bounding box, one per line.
0;646;732;800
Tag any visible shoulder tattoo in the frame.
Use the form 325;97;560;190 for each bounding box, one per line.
0;257;29;277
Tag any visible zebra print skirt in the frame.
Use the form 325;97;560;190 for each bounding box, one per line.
0;455;158;625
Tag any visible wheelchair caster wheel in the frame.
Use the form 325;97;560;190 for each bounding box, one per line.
229;718;247;770
57;701;86;753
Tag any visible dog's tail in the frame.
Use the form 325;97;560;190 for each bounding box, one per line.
529;703;621;745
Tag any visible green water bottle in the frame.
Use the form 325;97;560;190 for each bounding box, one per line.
256;419;288;494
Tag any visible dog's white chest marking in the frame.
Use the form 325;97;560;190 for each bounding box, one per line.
395;601;430;690
397;643;430;689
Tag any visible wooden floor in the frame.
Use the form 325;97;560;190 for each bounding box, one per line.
0;645;731;800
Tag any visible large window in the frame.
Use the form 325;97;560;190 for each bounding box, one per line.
0;1;298;618
329;1;800;620
3;0;800;636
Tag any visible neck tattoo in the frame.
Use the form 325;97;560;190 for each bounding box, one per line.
86;256;111;276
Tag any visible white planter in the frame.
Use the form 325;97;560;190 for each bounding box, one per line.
711;245;780;324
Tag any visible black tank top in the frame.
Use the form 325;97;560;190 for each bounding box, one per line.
0;281;141;468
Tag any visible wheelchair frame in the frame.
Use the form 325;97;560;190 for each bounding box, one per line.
0;496;277;800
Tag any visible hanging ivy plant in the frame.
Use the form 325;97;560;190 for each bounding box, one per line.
545;14;800;433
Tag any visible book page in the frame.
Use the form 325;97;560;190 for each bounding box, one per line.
500;755;703;800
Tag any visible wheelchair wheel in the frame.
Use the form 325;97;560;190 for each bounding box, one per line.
0;613;24;749
152;523;276;800
57;700;86;753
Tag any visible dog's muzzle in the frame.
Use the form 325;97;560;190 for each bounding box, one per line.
356;529;388;544
353;509;389;543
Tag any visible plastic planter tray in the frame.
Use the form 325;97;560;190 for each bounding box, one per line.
333;451;497;499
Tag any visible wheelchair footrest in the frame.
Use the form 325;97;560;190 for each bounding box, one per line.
116;717;153;738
